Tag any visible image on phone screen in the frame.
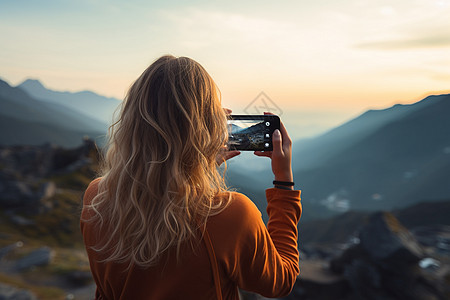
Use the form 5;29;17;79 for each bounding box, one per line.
227;115;280;151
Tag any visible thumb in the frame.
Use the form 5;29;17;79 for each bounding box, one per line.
272;129;283;155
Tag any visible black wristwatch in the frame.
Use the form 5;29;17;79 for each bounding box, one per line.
273;180;294;190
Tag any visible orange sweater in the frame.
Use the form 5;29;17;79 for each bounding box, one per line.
81;178;302;299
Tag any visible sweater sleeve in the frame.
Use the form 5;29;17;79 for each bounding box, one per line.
209;188;301;298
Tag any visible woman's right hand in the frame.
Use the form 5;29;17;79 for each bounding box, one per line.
254;113;293;184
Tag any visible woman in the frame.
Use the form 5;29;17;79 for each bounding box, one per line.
81;55;302;300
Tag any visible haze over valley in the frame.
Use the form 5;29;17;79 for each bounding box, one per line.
1;78;449;221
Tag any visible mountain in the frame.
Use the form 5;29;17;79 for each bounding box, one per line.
299;199;450;245
229;124;242;134
0;79;106;147
18;79;121;125
4;77;449;223
237;122;266;135
224;94;450;222
293;94;450;220
292;95;441;170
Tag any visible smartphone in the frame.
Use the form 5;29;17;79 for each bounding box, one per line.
227;115;280;151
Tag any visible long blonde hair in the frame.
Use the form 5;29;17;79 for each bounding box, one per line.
86;55;231;267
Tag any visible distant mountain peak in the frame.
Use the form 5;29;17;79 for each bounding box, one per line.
13;77;121;125
19;79;46;91
17;78;120;102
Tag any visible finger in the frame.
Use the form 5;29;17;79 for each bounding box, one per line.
272;129;283;155
254;150;272;158
263;111;288;140
279;121;292;150
262;112;290;151
223;108;232;115
224;150;240;160
218;145;227;153
263;112;290;148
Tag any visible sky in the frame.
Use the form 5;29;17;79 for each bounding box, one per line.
1;0;450;139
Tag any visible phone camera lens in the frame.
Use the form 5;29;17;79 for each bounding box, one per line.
265;122;270;126
265;143;270;147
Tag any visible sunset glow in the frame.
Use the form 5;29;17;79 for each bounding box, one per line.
1;0;449;138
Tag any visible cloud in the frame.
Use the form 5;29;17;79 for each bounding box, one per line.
355;33;450;50
431;72;450;81
348;1;450;50
158;7;294;49
379;6;397;16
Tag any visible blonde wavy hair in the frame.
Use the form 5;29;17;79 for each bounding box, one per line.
86;55;231;267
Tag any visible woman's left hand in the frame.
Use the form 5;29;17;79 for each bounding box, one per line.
216;108;240;165
216;146;240;165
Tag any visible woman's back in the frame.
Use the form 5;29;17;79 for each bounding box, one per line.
81;178;301;299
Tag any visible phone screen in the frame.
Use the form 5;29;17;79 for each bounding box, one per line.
227;115;280;151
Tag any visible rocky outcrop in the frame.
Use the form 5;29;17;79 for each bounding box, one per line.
0;283;37;300
0;175;36;208
0;176;56;210
15;246;54;271
287;260;349;300
358;212;424;265
0;138;97;210
0;241;23;257
0;138;97;178
285;212;448;300
0;139;99;298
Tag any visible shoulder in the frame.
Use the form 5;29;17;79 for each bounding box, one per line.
83;177;102;205
81;178;102;224
208;192;264;238
215;191;261;222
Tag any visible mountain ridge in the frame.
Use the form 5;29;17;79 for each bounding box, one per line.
294;93;450;220
19;79;120;102
2;76;449;223
18;78;121;125
0;79;106;147
293;94;447;170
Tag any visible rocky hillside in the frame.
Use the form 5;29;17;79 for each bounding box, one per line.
288;212;450;300
299;199;450;245
0;139;100;299
1;140;449;299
